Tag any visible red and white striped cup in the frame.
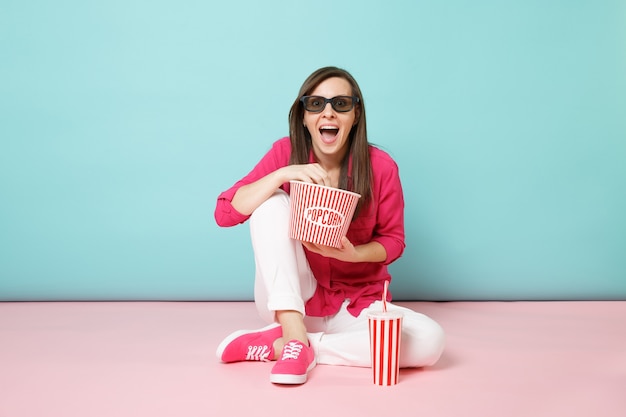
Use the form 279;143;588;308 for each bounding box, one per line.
288;180;360;248
367;310;403;386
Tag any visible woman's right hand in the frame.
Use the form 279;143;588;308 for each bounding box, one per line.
230;163;330;216
280;164;331;187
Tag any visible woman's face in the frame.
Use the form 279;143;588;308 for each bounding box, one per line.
303;77;358;165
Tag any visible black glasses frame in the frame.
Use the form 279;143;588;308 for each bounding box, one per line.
300;95;360;113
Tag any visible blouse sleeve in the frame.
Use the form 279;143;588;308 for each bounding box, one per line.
214;138;291;227
370;153;406;265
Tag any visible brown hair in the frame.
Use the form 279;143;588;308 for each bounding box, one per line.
288;66;372;218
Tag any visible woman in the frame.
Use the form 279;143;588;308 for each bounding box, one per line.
214;66;444;385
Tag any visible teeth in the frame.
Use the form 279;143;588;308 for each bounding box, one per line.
320;126;338;130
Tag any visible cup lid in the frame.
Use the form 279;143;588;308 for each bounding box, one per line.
366;310;404;319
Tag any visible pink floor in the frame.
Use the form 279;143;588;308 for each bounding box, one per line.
1;301;625;416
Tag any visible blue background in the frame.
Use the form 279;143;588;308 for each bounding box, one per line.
1;0;625;301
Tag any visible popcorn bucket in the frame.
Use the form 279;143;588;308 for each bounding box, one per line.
288;180;360;248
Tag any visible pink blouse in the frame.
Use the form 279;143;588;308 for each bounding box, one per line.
215;137;405;317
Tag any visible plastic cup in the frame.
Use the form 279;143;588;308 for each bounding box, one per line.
288;180;360;248
367;310;403;386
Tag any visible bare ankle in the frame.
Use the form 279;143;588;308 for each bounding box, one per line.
272;338;284;360
275;310;309;350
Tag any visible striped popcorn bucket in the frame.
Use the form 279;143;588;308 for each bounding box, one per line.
288;181;360;248
367;310;403;386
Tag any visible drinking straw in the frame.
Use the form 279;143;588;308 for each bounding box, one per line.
382;280;389;312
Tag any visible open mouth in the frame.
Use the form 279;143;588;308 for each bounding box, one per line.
320;126;339;142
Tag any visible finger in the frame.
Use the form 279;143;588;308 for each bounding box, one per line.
302;241;318;252
311;173;329;186
309;164;330;186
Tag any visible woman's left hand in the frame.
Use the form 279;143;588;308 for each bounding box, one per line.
302;236;360;262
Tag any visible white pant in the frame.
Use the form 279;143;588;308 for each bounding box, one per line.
250;190;445;368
